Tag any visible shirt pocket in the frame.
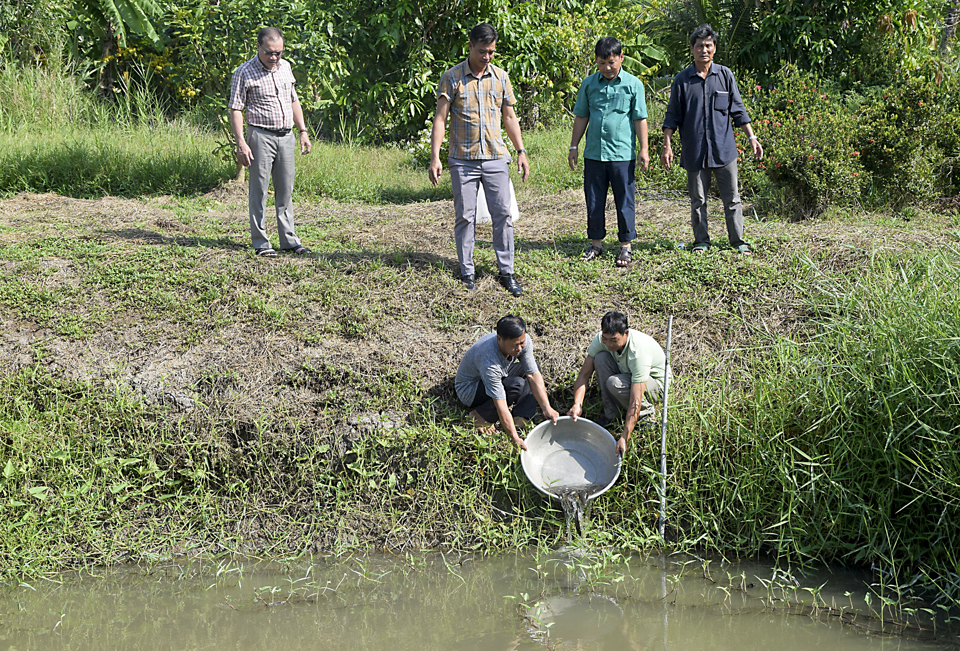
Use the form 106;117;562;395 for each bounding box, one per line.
488;77;505;110
713;90;730;115
613;92;630;114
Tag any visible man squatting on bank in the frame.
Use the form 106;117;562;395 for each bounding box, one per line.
456;315;561;451
569;36;649;268
229;27;312;258
661;24;763;255
568;311;668;456
428;23;529;297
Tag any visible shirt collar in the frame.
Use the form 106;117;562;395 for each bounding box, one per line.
462;59;492;80
597;70;623;85
683;62;719;80
254;55;281;73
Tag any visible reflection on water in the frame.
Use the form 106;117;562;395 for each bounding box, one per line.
0;551;951;651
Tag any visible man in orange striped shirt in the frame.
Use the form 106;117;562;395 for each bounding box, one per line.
428;23;529;297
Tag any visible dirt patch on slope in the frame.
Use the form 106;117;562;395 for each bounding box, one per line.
1;187;956;437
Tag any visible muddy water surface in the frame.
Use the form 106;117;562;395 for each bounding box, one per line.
0;552;948;651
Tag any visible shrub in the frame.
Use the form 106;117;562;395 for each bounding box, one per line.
741;66;863;219
855;76;960;207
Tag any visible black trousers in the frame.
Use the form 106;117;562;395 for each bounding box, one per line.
467;376;537;423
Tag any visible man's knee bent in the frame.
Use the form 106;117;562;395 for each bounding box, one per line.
604;375;631;408
502;375;530;403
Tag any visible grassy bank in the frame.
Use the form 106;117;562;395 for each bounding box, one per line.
2;180;960;610
3;59;960;623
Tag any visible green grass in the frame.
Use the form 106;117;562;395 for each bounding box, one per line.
4;53;960;629
662;249;960;602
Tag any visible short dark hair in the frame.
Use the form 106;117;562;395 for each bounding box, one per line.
496;314;526;340
595;37;622;59
470;23;498;45
600;311;628;336
689;24;719;47
258;27;284;46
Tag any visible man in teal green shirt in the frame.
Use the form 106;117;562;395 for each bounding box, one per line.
569;37;649;268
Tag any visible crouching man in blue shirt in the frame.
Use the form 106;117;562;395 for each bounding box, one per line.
455;315;560;451
661;24;763;255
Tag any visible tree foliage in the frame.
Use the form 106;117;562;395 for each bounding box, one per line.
633;0;757;72
71;0;163;48
639;0;956;81
66;0;658;141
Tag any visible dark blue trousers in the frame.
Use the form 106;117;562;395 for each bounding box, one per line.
584;158;637;243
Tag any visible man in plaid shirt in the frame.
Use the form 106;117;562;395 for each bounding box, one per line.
229;27;312;258
428;23;529;297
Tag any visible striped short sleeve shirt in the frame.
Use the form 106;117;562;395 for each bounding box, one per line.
228;56;299;131
438;60;516;160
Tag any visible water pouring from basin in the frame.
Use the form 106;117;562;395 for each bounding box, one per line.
521;416;621;538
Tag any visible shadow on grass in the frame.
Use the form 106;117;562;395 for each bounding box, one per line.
101;228;246;251
296;179;452;205
315;248;459;274
102;227;465;273
374;186;452;204
515;233;682;258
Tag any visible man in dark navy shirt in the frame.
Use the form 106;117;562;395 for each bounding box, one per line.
661;24;763;255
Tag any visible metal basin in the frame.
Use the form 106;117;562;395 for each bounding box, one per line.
521;416;621;500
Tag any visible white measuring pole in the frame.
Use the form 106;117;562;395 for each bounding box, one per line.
658;315;673;541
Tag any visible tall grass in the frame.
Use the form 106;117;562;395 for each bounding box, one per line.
0;55;93;131
0;58;232;197
668;248;960;602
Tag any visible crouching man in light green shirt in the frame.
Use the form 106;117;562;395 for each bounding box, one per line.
567;311;667;455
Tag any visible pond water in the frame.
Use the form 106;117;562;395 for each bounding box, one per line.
0;550;950;651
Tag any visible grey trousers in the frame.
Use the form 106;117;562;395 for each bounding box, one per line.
686;159;746;248
594;351;662;421
449;157;514;276
248;126;302;251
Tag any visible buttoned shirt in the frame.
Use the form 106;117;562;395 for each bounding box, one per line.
438;60;516;160
228;56;299;131
572;69;648;162
662;63;751;171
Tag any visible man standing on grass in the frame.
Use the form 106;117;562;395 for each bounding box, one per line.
661;24;763;256
229;27;312;258
567;311;667;456
456;315;560;451
569;36;649;269
428;23;529;297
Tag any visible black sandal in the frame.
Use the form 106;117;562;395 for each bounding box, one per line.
282;246;313;255
581;244;603;262
615;246;631;267
255;247;278;257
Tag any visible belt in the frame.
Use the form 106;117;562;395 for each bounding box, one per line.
252;126;292;136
